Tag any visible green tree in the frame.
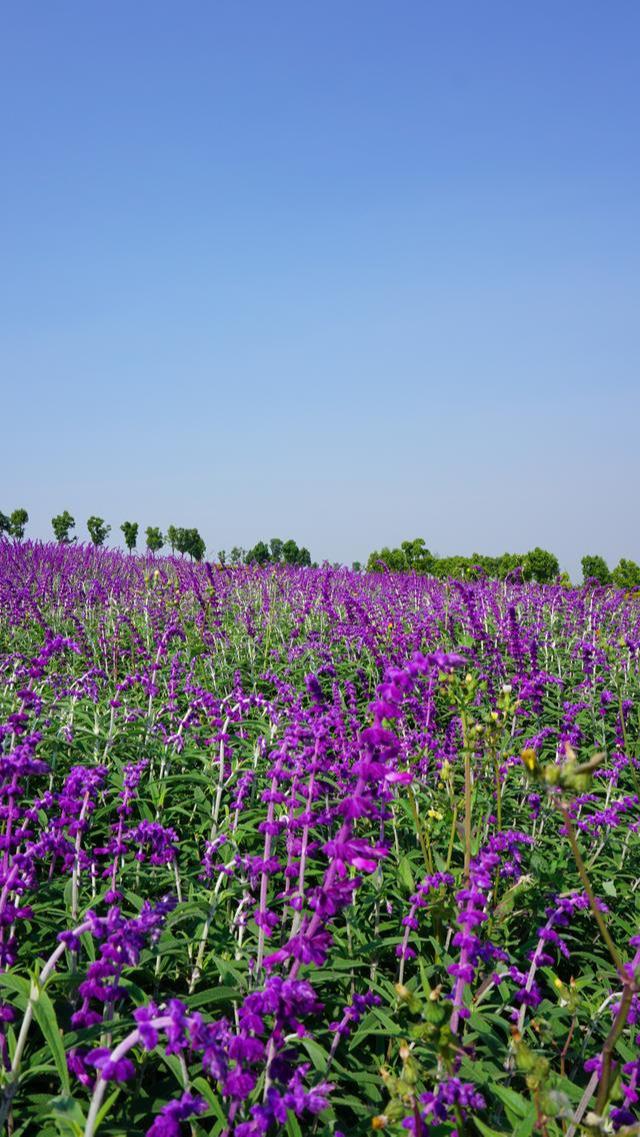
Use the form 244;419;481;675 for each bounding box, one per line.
0;511;10;536
8;509;29;540
217;549;227;565
611;558;640;590
121;521;139;553
167;525;180;554
522;547;559;584
282;539;300;565
581;554;611;586
52;511;76;544
246;540;270;565
270;538;284;563
184;528;206;561
229;546;245;565
145;526;164;554
87;516;111;547
496;553;523;580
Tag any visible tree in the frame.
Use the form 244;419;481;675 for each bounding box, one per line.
8;509;29;540
611;558;640;590
87;516;111;547
269;538;284;563
167;525;180;554
282;539;301;565
217;549;227;565
352;561;362;572
52;511;76;544
185;528;206;561
522;547;559;584
229;546;245;565
0;511;10;536
121;521;139;553
145;526;164;554
581;555;611;586
496;553;523;581
246;541;270;565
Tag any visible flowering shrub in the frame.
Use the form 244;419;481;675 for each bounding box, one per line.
0;542;638;1135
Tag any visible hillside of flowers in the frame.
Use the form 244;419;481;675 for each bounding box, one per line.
0;541;638;1137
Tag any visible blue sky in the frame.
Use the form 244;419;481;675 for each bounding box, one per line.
1;2;638;574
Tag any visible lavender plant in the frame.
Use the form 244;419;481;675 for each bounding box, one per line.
0;543;637;1136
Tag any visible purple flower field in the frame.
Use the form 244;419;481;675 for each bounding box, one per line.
0;541;638;1137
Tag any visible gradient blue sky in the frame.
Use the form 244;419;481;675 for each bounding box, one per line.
1;2;638;573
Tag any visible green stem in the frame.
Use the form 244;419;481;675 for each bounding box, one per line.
595;983;634;1116
560;805;622;977
445;803;458;872
408;789;433;874
460;710;473;881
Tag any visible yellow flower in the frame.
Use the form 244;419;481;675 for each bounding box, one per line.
521;748;538;772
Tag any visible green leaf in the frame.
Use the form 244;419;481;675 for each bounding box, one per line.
45;1095;85;1137
29;980;71;1094
397;856;415;894
474;1118;509;1137
285;1112;304;1137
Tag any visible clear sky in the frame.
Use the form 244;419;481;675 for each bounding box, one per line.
1;2;638;574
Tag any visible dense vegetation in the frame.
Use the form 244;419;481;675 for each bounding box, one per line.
0;542;638;1136
3;507;640;585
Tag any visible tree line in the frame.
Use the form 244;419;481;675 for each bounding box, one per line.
365;539;640;587
2;509;639;585
0;510;312;567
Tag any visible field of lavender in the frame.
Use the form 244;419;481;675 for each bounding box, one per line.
0;542;638;1137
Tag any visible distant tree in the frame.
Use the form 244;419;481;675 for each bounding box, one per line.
8;509;29;540
246;541;270;565
87;516;111;547
612;558;640;590
297;546;311;566
282;539;301;565
581;554;611;586
367;546;408;573
145;526;164;554
173;528;189;556
0;511;10;536
217;549;227;565
522;547;559;584
185;528;206;561
352;561;362;572
270;538;284;563
167;525;180;554
229;546;245;565
52;511;76;544
121;521;139;553
496;553;523;581
400;538;436;574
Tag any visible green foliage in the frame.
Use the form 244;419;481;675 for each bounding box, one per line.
246;540;271;565
245;538;311;566
612;557;640;590
120;521;139;553
51;511;76;544
145;525;164;553
581;554;611;585
229;546;245;564
0;511;10;535
167;524;180;554
8;508;29;540
522;547;559;584
173;527;206;560
86;516;111;547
